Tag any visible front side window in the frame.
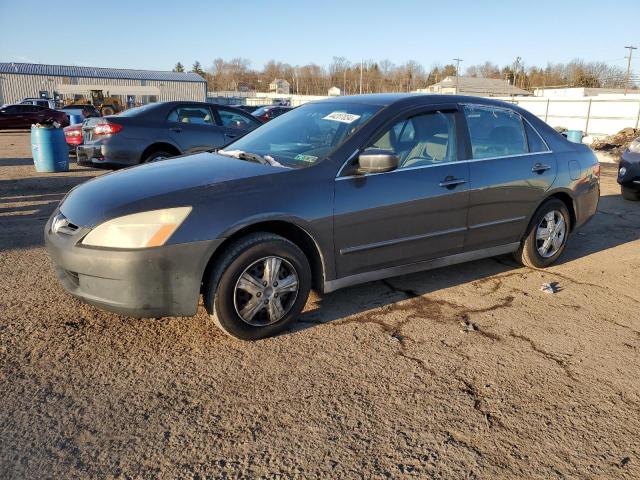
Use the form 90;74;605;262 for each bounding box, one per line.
226;102;381;168
167;106;213;125
366;111;457;169
217;108;259;129
464;105;528;159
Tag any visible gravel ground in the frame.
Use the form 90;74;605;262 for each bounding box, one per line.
1;131;639;479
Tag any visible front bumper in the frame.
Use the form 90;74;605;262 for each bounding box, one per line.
618;150;640;192
44;213;223;318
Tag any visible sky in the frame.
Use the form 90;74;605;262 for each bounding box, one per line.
0;0;637;75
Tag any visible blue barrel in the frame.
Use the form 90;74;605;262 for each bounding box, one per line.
68;114;83;125
566;130;583;143
31;126;69;172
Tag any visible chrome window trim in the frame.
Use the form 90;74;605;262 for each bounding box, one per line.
336;103;552;180
335;151;552;181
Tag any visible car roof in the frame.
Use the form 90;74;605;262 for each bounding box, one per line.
314;93;523;109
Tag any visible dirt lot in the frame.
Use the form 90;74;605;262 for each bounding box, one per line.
1;131;639;479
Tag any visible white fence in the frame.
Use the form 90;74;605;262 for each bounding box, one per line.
503;97;640;137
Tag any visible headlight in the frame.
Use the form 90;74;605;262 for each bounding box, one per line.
619;167;627;177
629;139;640;154
82;206;192;248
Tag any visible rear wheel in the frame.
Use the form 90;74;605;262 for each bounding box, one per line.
514;198;570;268
204;233;311;340
621;186;640;201
101;105;115;116
142;150;173;163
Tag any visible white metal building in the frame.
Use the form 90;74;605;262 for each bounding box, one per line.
0;62;207;106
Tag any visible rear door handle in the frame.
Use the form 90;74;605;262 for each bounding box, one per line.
169;127;182;133
224;133;239;139
439;177;466;188
532;163;551;173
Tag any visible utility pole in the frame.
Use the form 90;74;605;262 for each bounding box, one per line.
512;56;521;87
359;59;363;95
453;57;463;94
624;45;637;95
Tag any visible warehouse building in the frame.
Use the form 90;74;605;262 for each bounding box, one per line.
0;62;207;107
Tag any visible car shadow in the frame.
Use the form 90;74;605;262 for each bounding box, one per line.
0;174;100;251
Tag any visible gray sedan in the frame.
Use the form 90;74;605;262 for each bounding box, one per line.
46;94;600;340
76;101;263;167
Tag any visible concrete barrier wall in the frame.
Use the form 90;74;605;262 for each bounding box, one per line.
502;97;640;137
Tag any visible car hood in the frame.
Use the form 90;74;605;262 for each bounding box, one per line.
60;152;281;227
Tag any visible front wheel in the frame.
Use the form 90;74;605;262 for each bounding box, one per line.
621;186;640;201
514;198;571;268
204;233;311;340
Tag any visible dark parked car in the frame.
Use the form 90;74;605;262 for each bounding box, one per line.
252;105;293;122
0;104;69;129
46;94;600;340
76;101;263;167
617;137;640;200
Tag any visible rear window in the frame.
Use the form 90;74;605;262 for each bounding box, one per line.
117;103;158;117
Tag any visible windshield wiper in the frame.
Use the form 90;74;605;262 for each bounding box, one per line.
218;149;286;168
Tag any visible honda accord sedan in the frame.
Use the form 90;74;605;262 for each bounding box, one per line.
76;101;263;167
45;94;600;340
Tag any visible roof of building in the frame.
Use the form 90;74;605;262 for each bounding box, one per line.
270;78;290;85
428;76;531;96
0;62;206;83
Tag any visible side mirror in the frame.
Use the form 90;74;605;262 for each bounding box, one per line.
357;149;399;174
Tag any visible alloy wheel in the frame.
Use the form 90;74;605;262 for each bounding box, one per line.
233;256;299;326
536;210;566;258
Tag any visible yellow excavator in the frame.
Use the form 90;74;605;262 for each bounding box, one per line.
68;90;122;116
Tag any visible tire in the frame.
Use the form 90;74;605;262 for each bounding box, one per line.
204;233;311;340
142;150;173;164
101;106;115;116
621;186;640;201
513;198;571;268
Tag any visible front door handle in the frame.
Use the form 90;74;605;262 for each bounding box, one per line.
169;127;182;133
224;133;239;139
532;163;551;173
439;177;466;189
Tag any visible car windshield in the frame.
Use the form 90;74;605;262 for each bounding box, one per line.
225;102;381;168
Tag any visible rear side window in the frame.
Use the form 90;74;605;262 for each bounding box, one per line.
167;106;213;125
464;105;528;159
524;121;549;152
217;108;260;129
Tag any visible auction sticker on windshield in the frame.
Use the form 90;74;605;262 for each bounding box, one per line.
322;112;361;123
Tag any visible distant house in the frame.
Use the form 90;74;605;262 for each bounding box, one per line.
269;79;290;95
420;76;531;97
328;86;341;96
